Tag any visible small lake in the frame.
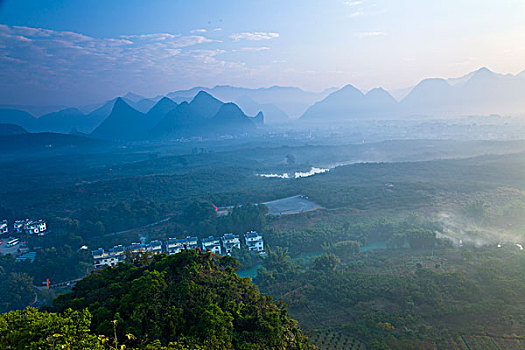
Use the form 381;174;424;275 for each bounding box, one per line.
257;167;330;179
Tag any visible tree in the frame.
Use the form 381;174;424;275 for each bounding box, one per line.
262;247;294;274
182;200;216;225
405;229;436;249
313;253;340;272
0;307;103;349
0;272;34;313
231;245;262;270
324;240;360;257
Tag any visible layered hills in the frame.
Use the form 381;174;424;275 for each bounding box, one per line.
0;91;263;141
301;67;525;122
93;91;262;140
3;67;525;133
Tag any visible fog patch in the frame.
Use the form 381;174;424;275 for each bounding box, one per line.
437;211;524;250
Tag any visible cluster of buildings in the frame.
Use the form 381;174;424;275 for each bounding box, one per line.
1;219;47;236
92;231;264;269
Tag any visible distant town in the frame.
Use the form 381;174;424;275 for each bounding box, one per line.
1;218;47;236
92;231;265;269
0;218;47;262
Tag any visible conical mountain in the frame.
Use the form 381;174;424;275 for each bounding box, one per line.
145;97;177;128
91;98;147;140
209;103;256;133
301;84;366;120
364;88;399;115
150;102;204;138
84;99;118;132
189;91;223;119
365;88;397;105
401;78;454;114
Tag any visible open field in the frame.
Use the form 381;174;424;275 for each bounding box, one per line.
263;195;322;215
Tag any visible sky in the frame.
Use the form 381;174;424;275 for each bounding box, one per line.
1;0;525;106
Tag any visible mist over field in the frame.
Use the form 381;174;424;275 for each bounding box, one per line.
2;1;525;349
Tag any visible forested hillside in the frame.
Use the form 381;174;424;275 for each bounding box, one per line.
5;250;312;349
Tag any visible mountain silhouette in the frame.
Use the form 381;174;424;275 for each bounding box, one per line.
145;97;177;128
36;108;86;134
91;98;148;140
189;91;223;119
301;84;398;120
210;102;257;134
150;92;260;138
149;102;203;138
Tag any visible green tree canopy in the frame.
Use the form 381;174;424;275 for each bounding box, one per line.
53;250;313;349
0;307;103;349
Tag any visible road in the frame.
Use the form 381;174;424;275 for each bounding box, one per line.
103;217;172;237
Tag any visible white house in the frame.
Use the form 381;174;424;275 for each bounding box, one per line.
185;236;199;250
92;248;118;268
13;220;25;233
147;240;163;254
92;245;126;268
166;236;198;254
201;236;222;254
221;233;241;255
166;238;182;254
244;231;264;253
92;231;265;267
129;242;146;254
13;219;47;235
0;220;8;235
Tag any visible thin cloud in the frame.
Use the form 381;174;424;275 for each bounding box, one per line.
348;10;365;17
191;29;207;34
343;1;363;6
356;31;387;38
235;47;271;52
230;32;280;41
121;33;178;41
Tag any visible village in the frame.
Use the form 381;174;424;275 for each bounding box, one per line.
92;231;265;269
1;218;47;236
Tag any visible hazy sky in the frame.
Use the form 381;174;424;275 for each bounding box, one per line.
1;0;525;106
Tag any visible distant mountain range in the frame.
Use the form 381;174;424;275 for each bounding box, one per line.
165;85;332;121
91;91;262;140
301;67;525;122
0;91;264;140
2;67;525;134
